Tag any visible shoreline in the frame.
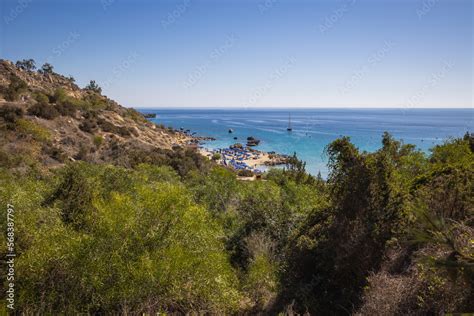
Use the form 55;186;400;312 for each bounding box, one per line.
198;144;288;173
148;117;289;174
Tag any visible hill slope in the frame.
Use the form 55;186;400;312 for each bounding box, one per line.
0;59;192;171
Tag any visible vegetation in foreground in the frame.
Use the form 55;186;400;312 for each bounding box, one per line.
0;59;473;314
1;132;472;314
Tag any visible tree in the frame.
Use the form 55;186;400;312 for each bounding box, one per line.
85;80;102;94
41;63;54;74
16;59;36;71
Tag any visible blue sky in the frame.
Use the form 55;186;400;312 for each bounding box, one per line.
1;0;472;108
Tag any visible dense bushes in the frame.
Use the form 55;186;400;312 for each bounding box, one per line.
277;133;473;314
0;163;241;314
0;134;472;314
109;145;211;178
25;88;112;121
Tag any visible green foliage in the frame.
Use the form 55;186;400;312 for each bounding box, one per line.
82;93;108;110
410;138;473;271
285;152;315;184
85;80;102;94
0;131;471;314
27;102;60;119
15;118;51;142
124;108;146;123
212;152;221;161
133;164;181;184
0;104;24;129
40;63;54;74
2;163;241;314
4;75;28;101
92;135;104;147
244;253;279;309
58;94;89;112
16;59;36;71
44;163;98;229
56;101;77;117
237;169;253;177
430;137;473;165
188;167;239;214
281;134;429;314
52;88;67;103
34;92;49;104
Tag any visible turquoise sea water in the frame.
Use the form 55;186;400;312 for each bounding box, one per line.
142;108;473;176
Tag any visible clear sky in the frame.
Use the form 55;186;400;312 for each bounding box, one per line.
1;0;472;108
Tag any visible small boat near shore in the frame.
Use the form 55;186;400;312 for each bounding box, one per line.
246;136;260;146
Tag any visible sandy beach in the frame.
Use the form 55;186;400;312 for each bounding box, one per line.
198;146;287;172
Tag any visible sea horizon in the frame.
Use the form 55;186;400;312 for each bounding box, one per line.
141;108;473;177
136;107;474;110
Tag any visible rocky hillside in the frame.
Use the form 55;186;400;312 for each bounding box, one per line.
0;59;193;172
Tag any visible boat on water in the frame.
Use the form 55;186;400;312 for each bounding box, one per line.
228;128;234;133
287;113;292;131
246;136;260;146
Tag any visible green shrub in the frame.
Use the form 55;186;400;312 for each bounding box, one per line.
74;144;91;161
40;63;54;74
79;118;98;133
52;88;67;103
4;75;28;101
82;93;108;110
237;169;253;177
124;108;146;123
27;103;59;119
55;101;77;117
15;119;51;142
16;59;36;71
34;92;50;104
0;105;24;128
244;253;279;308
211;153;221;161
0;131;469;315
188;167;238;214
61;95;89;110
93;135;104;147
133;164;180;184
84;80;102;94
4;163;241;314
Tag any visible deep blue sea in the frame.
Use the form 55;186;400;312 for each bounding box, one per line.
141;108;473;176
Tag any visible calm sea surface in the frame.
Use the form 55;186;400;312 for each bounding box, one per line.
141;108;473;176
